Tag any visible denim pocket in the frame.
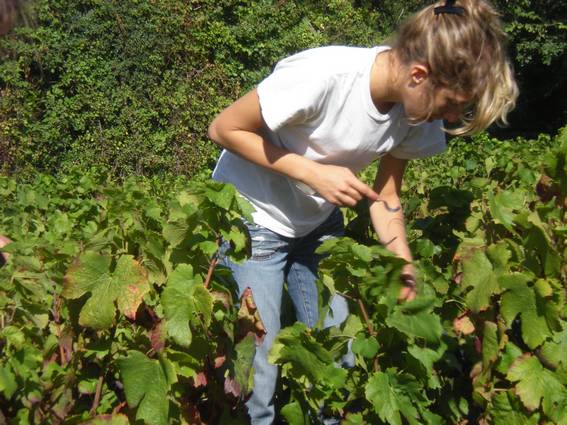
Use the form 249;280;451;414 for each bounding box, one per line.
246;223;289;261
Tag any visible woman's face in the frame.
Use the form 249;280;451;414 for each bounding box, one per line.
402;64;472;123
425;87;471;123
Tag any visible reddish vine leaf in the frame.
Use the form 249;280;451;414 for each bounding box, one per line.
193;372;207;388
63;253;149;330
224;334;256;399
236;287;266;345
150;321;167;353
182;404;204;425
453;313;475;335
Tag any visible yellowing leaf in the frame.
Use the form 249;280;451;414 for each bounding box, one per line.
488;391;539;425
63;252;149;330
83;414;130;425
506;355;564;412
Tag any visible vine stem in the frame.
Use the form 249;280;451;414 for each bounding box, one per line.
204;256;218;289
91;325;118;416
113;401;127;415
357;297;376;337
354;290;380;372
204;238;221;289
53;294;69;366
90;375;104;415
335;290;377;338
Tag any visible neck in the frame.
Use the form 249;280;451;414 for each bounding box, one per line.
370;49;402;114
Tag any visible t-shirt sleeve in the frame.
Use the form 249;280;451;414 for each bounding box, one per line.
389;121;447;160
257;55;329;132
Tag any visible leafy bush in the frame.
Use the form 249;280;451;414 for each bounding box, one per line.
0;129;565;423
0;0;383;178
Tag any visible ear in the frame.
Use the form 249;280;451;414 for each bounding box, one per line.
410;64;430;85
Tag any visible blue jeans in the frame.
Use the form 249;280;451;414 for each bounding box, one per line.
220;208;349;425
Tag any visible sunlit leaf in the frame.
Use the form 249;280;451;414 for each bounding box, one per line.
507;355;564;411
63;253;149;329
500;273;552;349
161;264;213;348
462;250;500;313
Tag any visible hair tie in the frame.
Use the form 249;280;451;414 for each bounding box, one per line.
434;0;465;16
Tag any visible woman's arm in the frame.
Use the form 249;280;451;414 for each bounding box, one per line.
368;154;416;301
208;88;379;207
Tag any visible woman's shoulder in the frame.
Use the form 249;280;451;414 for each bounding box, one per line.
274;45;384;76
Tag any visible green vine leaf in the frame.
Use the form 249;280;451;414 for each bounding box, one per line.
462;250;501;313
63;252;149;330
281;400;310;425
0;364;17;399
506;354;564;412
500;273;553;349
117;351;175;425
161;264;213;348
488;391;539;425
488;190;525;232
365;368;425;425
386;310;442;344
269;322;346;389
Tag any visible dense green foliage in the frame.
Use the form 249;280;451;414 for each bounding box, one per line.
0;0;566;423
0;129;565;423
0;0;384;177
0;0;565;177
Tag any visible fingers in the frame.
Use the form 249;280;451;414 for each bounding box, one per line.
334;175;379;207
350;178;380;202
0;235;12;264
310;165;380;206
335;186;364;207
0;234;12;248
399;285;417;302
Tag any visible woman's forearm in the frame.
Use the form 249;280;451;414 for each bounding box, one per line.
208;123;315;184
368;198;412;263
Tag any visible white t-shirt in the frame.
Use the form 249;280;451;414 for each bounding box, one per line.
212;45;446;237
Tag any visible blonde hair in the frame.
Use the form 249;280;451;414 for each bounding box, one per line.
390;0;518;135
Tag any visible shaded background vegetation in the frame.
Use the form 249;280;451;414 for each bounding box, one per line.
0;0;565;177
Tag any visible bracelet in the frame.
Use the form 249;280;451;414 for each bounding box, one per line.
376;199;401;212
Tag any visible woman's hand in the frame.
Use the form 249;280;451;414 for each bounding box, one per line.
304;163;380;207
398;263;417;302
0;234;12;266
